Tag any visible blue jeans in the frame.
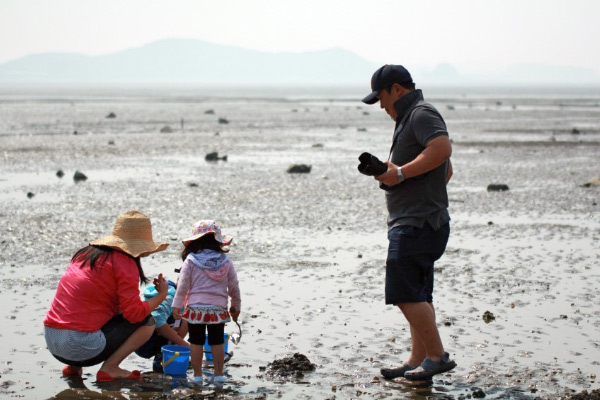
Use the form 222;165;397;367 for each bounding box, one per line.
385;223;449;305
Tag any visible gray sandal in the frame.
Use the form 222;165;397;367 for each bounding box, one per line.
380;363;417;379
403;352;456;381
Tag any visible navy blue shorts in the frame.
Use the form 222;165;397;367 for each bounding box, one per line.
135;331;168;359
385;223;449;305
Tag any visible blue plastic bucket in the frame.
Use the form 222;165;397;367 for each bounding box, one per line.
204;333;229;361
161;345;190;376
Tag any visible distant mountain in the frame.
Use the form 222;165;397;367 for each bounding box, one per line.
0;38;380;84
1;38;599;85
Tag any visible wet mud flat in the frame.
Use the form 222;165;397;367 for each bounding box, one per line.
1;87;599;399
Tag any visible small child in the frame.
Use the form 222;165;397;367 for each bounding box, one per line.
135;280;190;372
172;220;241;384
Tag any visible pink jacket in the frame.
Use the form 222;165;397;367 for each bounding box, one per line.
44;250;150;332
172;250;241;311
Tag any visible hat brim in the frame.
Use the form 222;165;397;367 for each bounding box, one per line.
90;235;169;258
362;91;379;105
182;232;233;247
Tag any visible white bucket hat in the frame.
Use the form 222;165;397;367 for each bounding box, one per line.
182;220;232;247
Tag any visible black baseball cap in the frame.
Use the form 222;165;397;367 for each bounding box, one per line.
362;64;413;105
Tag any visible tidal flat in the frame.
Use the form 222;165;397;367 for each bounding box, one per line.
0;85;599;399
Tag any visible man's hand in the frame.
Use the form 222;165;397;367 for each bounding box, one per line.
375;136;452;187
374;161;401;186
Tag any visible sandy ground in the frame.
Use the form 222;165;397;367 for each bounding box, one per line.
1;88;599;399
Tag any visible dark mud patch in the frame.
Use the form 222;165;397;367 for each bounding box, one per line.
265;353;316;379
569;389;600;400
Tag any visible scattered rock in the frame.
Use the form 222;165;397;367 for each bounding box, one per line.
108;140;115;145
472;388;487;398
483;311;495;324
218;117;229;124
312;143;324;148
447;104;455;110
204;109;215;115
106;112;116;119
73;171;88;183
56;170;64;178
73;130;78;135
205;152;228;162
0;380;16;389
357;127;367;132
487;184;509;192
27;192;35;199
287;164;312;174
266;353;316;379
187;182;199;188
160;126;173;133
572;127;580;135
582;176;600;188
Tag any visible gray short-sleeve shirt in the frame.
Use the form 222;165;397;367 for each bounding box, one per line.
386;98;450;230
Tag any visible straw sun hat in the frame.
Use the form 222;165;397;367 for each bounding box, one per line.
182;220;233;247
90;210;169;258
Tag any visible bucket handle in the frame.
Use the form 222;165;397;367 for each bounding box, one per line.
161;351;180;367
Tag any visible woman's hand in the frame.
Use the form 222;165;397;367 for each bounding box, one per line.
153;273;168;295
145;273;168;311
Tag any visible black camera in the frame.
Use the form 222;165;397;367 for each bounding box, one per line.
358;152;396;191
357;152;388;176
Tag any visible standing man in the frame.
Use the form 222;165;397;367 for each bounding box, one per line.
362;64;456;380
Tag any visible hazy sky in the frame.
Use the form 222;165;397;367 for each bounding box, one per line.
2;0;599;74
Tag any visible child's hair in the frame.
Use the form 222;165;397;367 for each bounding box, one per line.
181;233;228;261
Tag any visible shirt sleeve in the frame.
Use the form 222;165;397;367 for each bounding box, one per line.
412;106;448;147
151;293;173;328
114;253;150;323
227;262;241;311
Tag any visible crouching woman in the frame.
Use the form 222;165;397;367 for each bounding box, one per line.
43;210;169;381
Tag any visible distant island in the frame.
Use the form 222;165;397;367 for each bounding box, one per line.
1;38;599;85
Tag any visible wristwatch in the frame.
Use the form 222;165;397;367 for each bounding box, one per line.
397;166;406;183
